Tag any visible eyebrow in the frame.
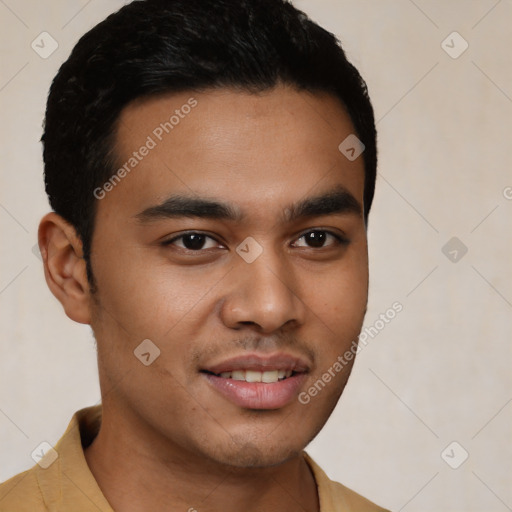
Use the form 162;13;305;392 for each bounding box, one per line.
135;184;362;224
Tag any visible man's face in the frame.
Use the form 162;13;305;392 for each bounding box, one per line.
88;85;368;468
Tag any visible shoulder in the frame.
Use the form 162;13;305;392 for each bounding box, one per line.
0;467;46;512
303;452;391;512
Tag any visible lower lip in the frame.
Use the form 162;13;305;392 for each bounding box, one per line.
202;373;307;409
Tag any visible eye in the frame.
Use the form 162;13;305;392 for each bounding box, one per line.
292;229;348;249
162;229;348;253
163;232;222;251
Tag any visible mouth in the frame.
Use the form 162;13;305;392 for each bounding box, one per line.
201;368;296;383
200;354;310;410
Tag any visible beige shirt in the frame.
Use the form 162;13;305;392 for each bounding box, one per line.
0;406;390;511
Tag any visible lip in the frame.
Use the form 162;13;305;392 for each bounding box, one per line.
202;372;308;409
201;352;310;410
202;353;311;374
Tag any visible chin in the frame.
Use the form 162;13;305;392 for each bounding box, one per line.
194;400;337;470
205;436;303;469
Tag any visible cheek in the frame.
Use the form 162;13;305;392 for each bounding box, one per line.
310;251;368;327
304;251;368;369
91;243;217;337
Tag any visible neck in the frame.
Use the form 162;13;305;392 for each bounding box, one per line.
84;404;320;512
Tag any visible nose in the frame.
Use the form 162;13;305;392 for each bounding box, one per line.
220;248;306;334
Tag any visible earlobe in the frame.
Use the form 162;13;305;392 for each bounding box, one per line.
38;212;92;324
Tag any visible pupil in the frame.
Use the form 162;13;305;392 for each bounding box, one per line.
184;234;205;250
306;231;325;248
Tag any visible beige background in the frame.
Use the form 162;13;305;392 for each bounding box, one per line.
1;1;511;510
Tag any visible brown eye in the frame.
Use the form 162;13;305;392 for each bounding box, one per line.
181;233;208;250
163;232;220;251
303;231;327;248
293;230;348;249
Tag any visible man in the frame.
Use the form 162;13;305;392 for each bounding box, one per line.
0;0;389;510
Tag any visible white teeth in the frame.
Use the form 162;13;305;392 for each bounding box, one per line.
216;369;293;382
262;370;279;383
245;370;262;382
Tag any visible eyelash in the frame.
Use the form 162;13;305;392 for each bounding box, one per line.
162;229;349;252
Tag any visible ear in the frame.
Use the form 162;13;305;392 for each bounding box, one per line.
38;212;92;324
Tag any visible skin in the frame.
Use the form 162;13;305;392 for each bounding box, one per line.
39;84;368;512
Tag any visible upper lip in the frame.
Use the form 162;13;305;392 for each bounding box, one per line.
201;353;311;374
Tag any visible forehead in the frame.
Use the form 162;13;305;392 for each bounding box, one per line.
101;85;365;222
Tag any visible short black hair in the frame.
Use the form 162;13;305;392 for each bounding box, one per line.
42;0;377;287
